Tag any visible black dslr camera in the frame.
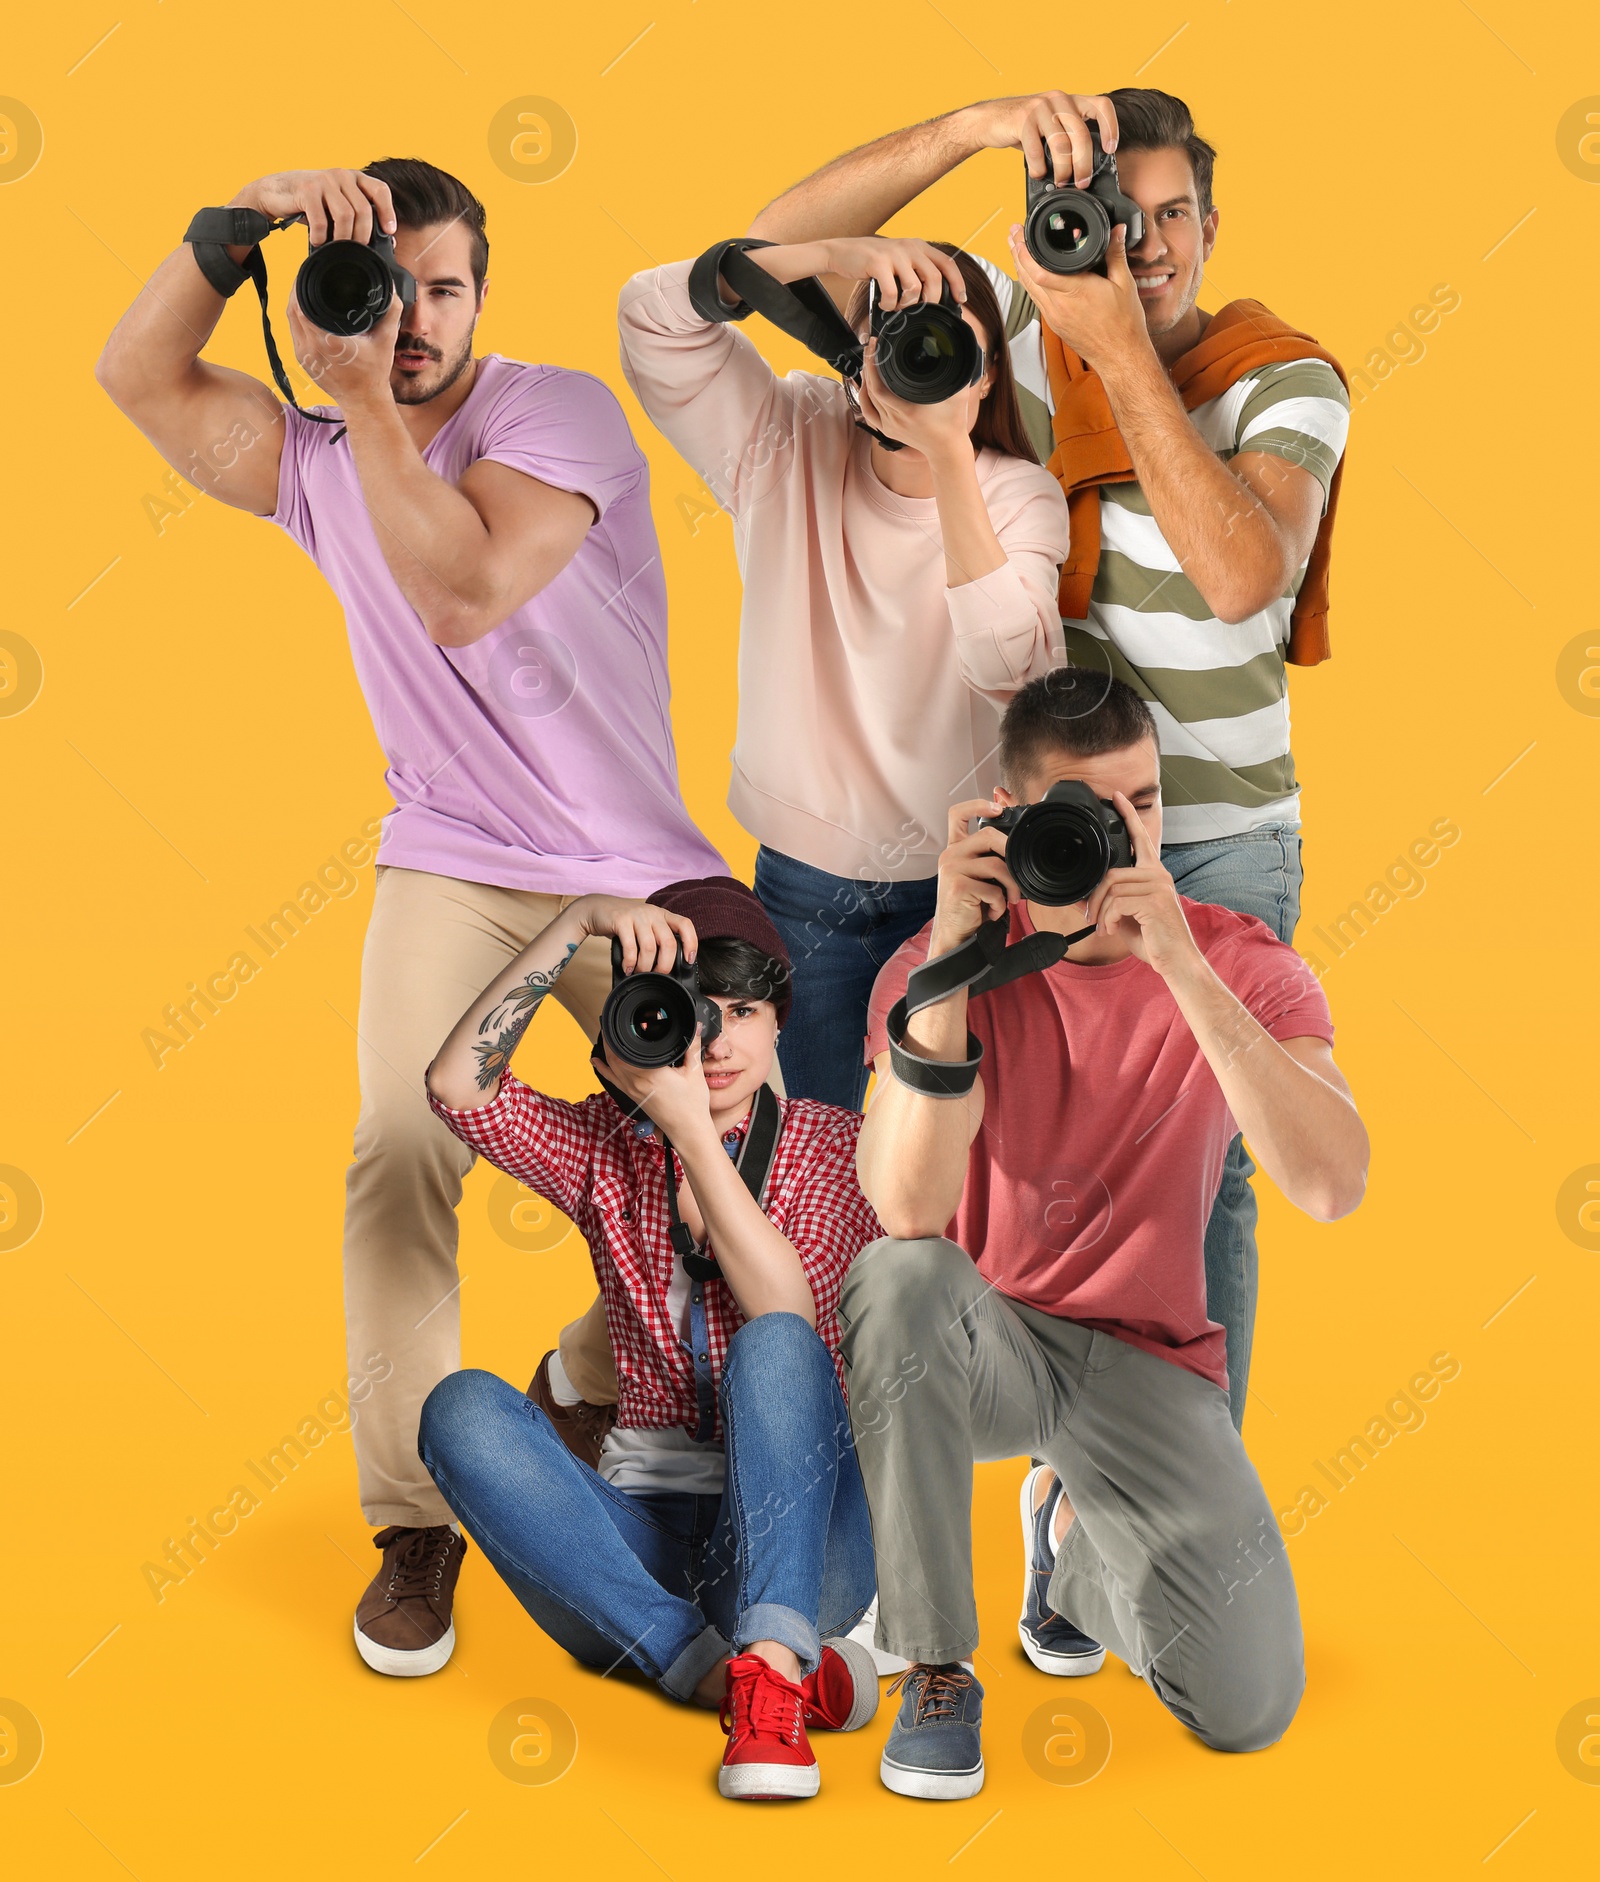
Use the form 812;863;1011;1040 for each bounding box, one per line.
1022;125;1145;277
979;780;1133;905
866;276;984;406
296;229;416;337
597;937;723;1069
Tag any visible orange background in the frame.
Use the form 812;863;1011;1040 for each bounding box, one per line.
3;1;1599;1875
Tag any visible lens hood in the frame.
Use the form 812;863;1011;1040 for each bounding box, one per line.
296;231;417;337
1023;185;1114;277
598;940;724;1069
869;283;983;406
980;780;1134;906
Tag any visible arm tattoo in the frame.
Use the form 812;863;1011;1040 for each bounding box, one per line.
473;943;579;1089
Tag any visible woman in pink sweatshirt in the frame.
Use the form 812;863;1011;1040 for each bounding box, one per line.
617;236;1070;1110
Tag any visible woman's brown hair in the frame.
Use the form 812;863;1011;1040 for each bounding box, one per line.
844;242;1040;465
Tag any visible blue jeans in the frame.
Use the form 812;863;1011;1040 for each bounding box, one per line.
755;846;940;1112
1160;824;1304;1433
417;1313;875;1698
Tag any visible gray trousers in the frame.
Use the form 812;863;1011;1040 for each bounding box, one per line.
838;1236;1304;1753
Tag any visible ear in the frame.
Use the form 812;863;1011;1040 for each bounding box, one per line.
1200;207;1220;263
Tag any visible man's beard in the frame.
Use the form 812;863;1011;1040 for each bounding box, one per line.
391;332;475;406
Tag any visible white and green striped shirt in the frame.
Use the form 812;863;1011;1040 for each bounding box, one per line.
978;261;1350;845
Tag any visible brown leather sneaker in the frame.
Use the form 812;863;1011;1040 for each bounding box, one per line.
529;1349;616;1470
354;1524;466;1677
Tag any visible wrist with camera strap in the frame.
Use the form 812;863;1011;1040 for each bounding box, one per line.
184;205;279;297
183;205;348;434
885;912;1093;1098
687;237;909;452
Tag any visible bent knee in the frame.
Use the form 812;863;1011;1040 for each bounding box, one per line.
418;1366;506;1453
726;1310;825;1368
841;1235;972;1325
1191;1655;1304;1753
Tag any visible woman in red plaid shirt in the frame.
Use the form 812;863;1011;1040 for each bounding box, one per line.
419;877;885;1802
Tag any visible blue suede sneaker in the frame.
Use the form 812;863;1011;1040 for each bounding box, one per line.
1019;1464;1106;1676
880;1664;984;1800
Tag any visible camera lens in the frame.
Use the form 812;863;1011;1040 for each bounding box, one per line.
1024;189;1112;277
632;1002;672;1043
296;241;394;337
903;324;956;381
1047;209;1089;251
1007;802;1113;905
874;305;982;405
600;975;699;1068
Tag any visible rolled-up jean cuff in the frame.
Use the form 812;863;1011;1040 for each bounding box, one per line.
734;1602;821;1677
660;1623;733;1703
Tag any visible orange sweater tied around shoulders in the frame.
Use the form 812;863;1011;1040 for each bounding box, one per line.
1041;302;1347;665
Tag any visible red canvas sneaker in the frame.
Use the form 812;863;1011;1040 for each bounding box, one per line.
803;1637;880;1732
718;1653;819;1800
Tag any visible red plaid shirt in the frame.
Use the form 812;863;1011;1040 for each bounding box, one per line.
429;1075;883;1438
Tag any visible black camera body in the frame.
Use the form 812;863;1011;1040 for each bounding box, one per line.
866;277;984;406
979;779;1134;906
1022;126;1145;277
597;937;724;1069
296;230;417;337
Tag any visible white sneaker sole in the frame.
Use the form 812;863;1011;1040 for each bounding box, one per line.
845;1596;910;1677
354;1617;456;1678
880;1752;985;1801
1018;1468;1106;1677
718;1759;820;1800
817;1633;882;1731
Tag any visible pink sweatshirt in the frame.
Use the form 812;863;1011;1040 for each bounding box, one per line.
617;261;1071;882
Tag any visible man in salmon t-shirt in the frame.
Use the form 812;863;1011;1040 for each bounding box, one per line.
843;670;1369;1801
96;158;726;1677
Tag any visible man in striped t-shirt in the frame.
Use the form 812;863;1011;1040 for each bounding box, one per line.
749;87;1349;1430
984;310;1347;846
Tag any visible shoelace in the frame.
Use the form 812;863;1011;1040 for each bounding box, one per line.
721;1658;804;1747
386;1528;455;1605
888;1664;973;1725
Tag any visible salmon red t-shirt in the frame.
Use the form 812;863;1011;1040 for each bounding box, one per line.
864;896;1335;1391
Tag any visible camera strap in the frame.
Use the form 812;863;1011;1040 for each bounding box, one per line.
658;1083;784;1441
184;207;347;437
884;912;1094;1099
687;238;906;451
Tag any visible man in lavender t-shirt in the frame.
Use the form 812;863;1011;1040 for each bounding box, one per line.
97;157;725;1676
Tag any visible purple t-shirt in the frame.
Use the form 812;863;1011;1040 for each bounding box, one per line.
267;355;727;894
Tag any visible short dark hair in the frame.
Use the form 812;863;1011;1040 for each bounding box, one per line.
695;936;791;1015
999;668;1158;791
1107;88;1218;218
845;243;1039;465
361;157;489;293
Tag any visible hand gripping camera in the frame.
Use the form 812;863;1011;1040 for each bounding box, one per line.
295;228;416;337
182;206;419;435
688;238;981;428
979;780;1134;906
867;275;984;406
1022;124;1145;277
596;938;723;1070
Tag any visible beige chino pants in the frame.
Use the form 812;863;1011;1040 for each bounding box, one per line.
345;865;620;1527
